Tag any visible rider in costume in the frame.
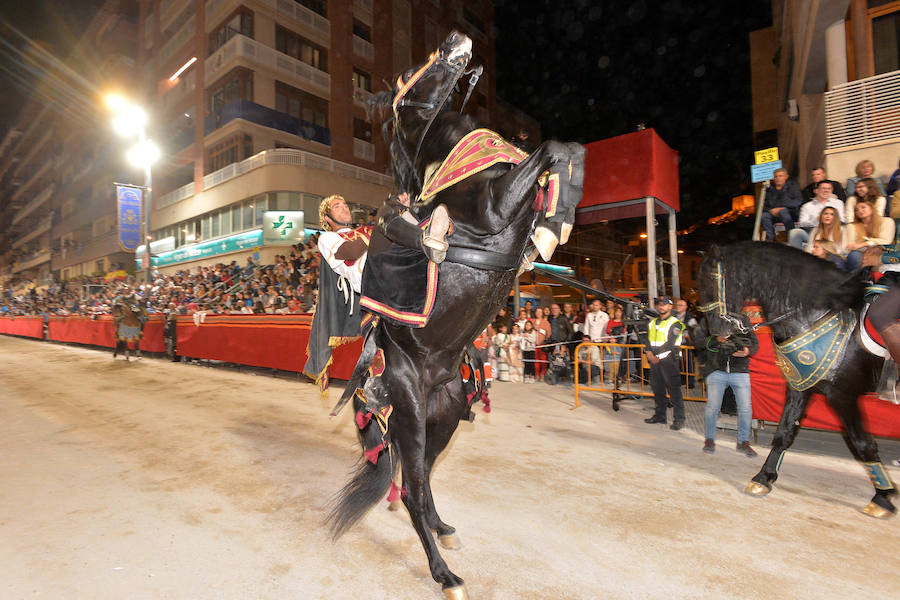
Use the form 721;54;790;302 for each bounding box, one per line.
302;194;449;390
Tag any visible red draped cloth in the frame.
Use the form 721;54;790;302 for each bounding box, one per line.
750;329;900;439
0;316;44;338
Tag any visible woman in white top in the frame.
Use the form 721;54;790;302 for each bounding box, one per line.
805;206;849;269
521;321;537;383
845;199;896;270
845;178;887;223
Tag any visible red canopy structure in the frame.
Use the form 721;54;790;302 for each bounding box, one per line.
577;128;681;299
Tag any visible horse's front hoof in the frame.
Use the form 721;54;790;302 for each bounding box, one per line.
744;481;771;496
443;585;468;600
438;533;461;550
861;501;896;519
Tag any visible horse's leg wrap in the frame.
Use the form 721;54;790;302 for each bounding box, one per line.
864;461;895;490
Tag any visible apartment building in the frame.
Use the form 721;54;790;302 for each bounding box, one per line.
136;0;496;274
0;1;140;288
750;0;900;188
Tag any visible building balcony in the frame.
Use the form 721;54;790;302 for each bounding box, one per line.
201;147;393;192
157;181;195;210
353;138;375;162
205;32;330;97
825;69;900;150
159;14;196;65
9;160;53;208
12;249;51;273
11;215;52;249
52;231;123;270
204;99;331;146
12;183;55;226
261;0;330;39
353;36;374;62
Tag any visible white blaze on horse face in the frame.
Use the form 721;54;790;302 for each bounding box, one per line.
444;35;472;65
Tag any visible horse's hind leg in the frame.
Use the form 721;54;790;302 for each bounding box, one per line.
826;390;897;518
392;399;466;596
424;381;467;549
747;389;812;495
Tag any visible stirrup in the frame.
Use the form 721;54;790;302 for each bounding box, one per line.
422;204;450;263
877;358;900;404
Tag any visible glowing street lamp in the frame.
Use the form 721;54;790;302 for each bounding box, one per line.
105;93;159;283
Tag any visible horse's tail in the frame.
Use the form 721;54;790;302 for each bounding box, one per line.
327;390;397;539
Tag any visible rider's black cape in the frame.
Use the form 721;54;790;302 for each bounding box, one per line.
360;229;435;328
302;260;362;388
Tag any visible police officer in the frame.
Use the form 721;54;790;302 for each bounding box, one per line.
642;296;686;430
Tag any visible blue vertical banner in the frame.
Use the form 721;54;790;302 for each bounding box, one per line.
116;184;143;251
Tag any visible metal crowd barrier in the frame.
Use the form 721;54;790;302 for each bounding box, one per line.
573;342;706;409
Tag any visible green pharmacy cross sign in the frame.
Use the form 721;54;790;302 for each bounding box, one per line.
263;211;304;244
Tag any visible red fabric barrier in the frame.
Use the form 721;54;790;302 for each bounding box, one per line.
175;314;362;377
0;316;44;339
750;330;900;439
47;315;166;352
578;129;680;224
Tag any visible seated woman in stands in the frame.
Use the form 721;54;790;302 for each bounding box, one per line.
845;177;886;223
805;206;852;270
845;199;896;269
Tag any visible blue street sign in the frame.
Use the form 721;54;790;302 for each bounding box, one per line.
751;160;783;183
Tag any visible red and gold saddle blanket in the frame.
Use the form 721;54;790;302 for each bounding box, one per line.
420;129;529;202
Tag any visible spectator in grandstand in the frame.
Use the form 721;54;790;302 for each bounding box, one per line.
845;177;887;223
845;199;896;268
806;207;853;270
788;181;847;249
801;166;846;202
761;168;803;242
845;159;886;200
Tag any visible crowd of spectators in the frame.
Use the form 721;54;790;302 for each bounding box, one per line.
772;160;900;270
0;238;324;318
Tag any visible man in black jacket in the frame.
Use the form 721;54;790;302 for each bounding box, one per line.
761;168;803;241
701;316;759;456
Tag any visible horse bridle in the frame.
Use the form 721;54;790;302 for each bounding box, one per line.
697;260;795;333
389;50;481;193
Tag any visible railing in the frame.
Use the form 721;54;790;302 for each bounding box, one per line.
9;161;53;207
204;98;330;145
205;33;330;96
261;0;330;39
11;215;52;249
159;14;196;65
353;138;375;162
157;182;195;209
825;69;900;149
353;36;374;62
201;147;393;191
12;250;52;273
572;342;706;409
13;183;55;225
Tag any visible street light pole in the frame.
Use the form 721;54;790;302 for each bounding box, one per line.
138;125;152;284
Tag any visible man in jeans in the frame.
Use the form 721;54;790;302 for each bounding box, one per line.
701;316;760;457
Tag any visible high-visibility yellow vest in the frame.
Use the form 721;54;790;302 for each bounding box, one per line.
648;315;683;359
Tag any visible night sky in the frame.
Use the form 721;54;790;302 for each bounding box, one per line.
2;1;772;229
494;0;773;226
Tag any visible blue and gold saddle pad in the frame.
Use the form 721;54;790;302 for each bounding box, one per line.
774;309;855;391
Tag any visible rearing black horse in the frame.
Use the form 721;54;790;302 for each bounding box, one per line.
328;32;585;599
698;241;897;518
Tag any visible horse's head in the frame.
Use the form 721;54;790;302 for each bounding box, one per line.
697;245;752;337
367;31;473;194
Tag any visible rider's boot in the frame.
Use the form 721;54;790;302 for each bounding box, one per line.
379;201;450;263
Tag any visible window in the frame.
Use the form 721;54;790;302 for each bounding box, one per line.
206;134;253;174
95;259;105;275
209;9;253;55
276;26;327;72
208;68;254;117
231;205;242;232
872;9;900;75
296;0;327;18
352;68;372;92
352;20;371;42
275;81;329;127
353;117;372;141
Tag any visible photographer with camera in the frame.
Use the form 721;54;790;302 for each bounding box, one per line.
699;315;759;457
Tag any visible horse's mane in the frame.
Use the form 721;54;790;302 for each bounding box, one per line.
703;241;866;317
